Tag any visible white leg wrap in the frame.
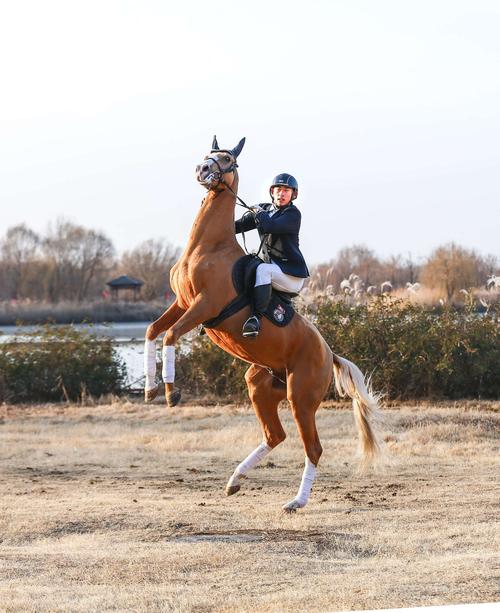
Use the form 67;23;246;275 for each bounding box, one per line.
144;339;157;391
162;345;175;384
283;456;317;510
227;442;272;489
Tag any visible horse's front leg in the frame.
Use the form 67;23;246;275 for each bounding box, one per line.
162;296;215;407
144;300;185;402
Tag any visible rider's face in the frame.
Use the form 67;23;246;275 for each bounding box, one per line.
272;186;293;206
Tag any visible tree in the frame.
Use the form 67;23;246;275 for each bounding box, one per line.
0;224;40;299
420;243;484;299
334;245;381;285
42;219;115;302
120;239;180;300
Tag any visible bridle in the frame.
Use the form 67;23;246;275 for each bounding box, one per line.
203;150;238;187
204;150;254;213
201;150;266;256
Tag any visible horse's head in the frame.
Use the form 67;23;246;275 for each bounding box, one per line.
196;136;246;190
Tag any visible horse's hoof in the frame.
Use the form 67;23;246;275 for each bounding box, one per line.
225;484;241;496
144;385;159;403
166;388;181;407
282;500;301;514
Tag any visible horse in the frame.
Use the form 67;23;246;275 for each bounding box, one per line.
143;136;381;512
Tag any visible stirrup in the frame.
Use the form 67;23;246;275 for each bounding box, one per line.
242;315;260;337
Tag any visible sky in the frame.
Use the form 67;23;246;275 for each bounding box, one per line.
0;0;499;267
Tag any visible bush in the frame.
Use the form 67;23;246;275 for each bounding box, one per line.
176;298;499;400
0;325;126;403
176;334;249;400
313;296;499;399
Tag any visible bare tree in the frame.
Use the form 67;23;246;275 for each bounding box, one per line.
42;219;115;302
120;239;180;300
478;253;499;285
420;243;484;299
334;245;381;286
0;224;40;299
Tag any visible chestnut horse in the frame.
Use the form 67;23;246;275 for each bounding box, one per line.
143;136;381;512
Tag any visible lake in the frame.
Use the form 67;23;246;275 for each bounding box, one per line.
0;322;151;388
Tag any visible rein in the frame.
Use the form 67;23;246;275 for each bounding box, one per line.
221;180;267;258
205;153;265;257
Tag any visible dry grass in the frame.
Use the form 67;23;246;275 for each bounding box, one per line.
0;399;499;612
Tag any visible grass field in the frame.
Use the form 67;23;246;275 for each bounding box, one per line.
1;399;499;612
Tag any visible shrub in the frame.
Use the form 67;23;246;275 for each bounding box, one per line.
0;325;126;403
176;334;248;400
176;298;499;400
313;296;499;399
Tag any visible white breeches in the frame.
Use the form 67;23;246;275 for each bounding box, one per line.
255;262;305;293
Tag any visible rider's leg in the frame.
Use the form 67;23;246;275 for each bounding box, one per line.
242;263;274;337
242;264;305;337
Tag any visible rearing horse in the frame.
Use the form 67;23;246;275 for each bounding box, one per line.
143;136;381;512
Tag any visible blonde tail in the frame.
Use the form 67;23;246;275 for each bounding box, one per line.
332;354;382;470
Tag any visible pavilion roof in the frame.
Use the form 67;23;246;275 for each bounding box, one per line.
106;275;144;288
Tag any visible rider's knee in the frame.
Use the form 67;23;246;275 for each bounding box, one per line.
255;263;273;286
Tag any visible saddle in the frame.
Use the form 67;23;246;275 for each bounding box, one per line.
202;255;296;330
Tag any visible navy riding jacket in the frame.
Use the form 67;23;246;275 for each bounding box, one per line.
235;203;309;278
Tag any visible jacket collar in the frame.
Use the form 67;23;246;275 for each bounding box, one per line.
267;202;293;215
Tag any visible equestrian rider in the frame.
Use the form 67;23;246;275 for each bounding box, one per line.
235;173;309;337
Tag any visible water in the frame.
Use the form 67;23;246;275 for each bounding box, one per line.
0;322;150;388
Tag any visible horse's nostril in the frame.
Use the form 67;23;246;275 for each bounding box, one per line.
202;164;209;172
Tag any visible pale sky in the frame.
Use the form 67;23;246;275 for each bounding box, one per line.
1;0;499;266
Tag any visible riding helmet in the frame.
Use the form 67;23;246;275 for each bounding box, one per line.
270;173;298;200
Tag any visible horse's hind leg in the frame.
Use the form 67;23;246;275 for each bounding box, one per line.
282;366;329;513
144;300;185;402
226;364;287;496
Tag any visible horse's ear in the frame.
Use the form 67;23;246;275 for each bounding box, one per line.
212;135;220;150
231;137;246;158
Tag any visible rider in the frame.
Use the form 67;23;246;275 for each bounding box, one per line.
235;173;309;337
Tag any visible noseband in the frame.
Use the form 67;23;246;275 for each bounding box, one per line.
203;149;239;188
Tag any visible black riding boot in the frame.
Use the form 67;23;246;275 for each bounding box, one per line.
242;284;272;337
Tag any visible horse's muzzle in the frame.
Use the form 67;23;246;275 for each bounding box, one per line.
196;165;220;189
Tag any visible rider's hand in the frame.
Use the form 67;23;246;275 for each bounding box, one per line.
250;204;264;214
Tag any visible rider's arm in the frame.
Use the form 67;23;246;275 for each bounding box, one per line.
255;206;301;234
235;211;257;234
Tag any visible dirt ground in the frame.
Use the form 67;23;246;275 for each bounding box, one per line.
0;398;499;612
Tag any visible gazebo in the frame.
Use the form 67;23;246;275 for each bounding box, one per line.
106;275;144;302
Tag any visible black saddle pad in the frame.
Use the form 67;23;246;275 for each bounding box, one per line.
233;255;295;328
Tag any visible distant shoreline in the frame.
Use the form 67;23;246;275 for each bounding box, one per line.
0;300;169;326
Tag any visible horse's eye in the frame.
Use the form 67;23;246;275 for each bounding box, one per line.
225;156;231;162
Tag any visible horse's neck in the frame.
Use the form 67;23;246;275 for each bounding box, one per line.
186;182;239;253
